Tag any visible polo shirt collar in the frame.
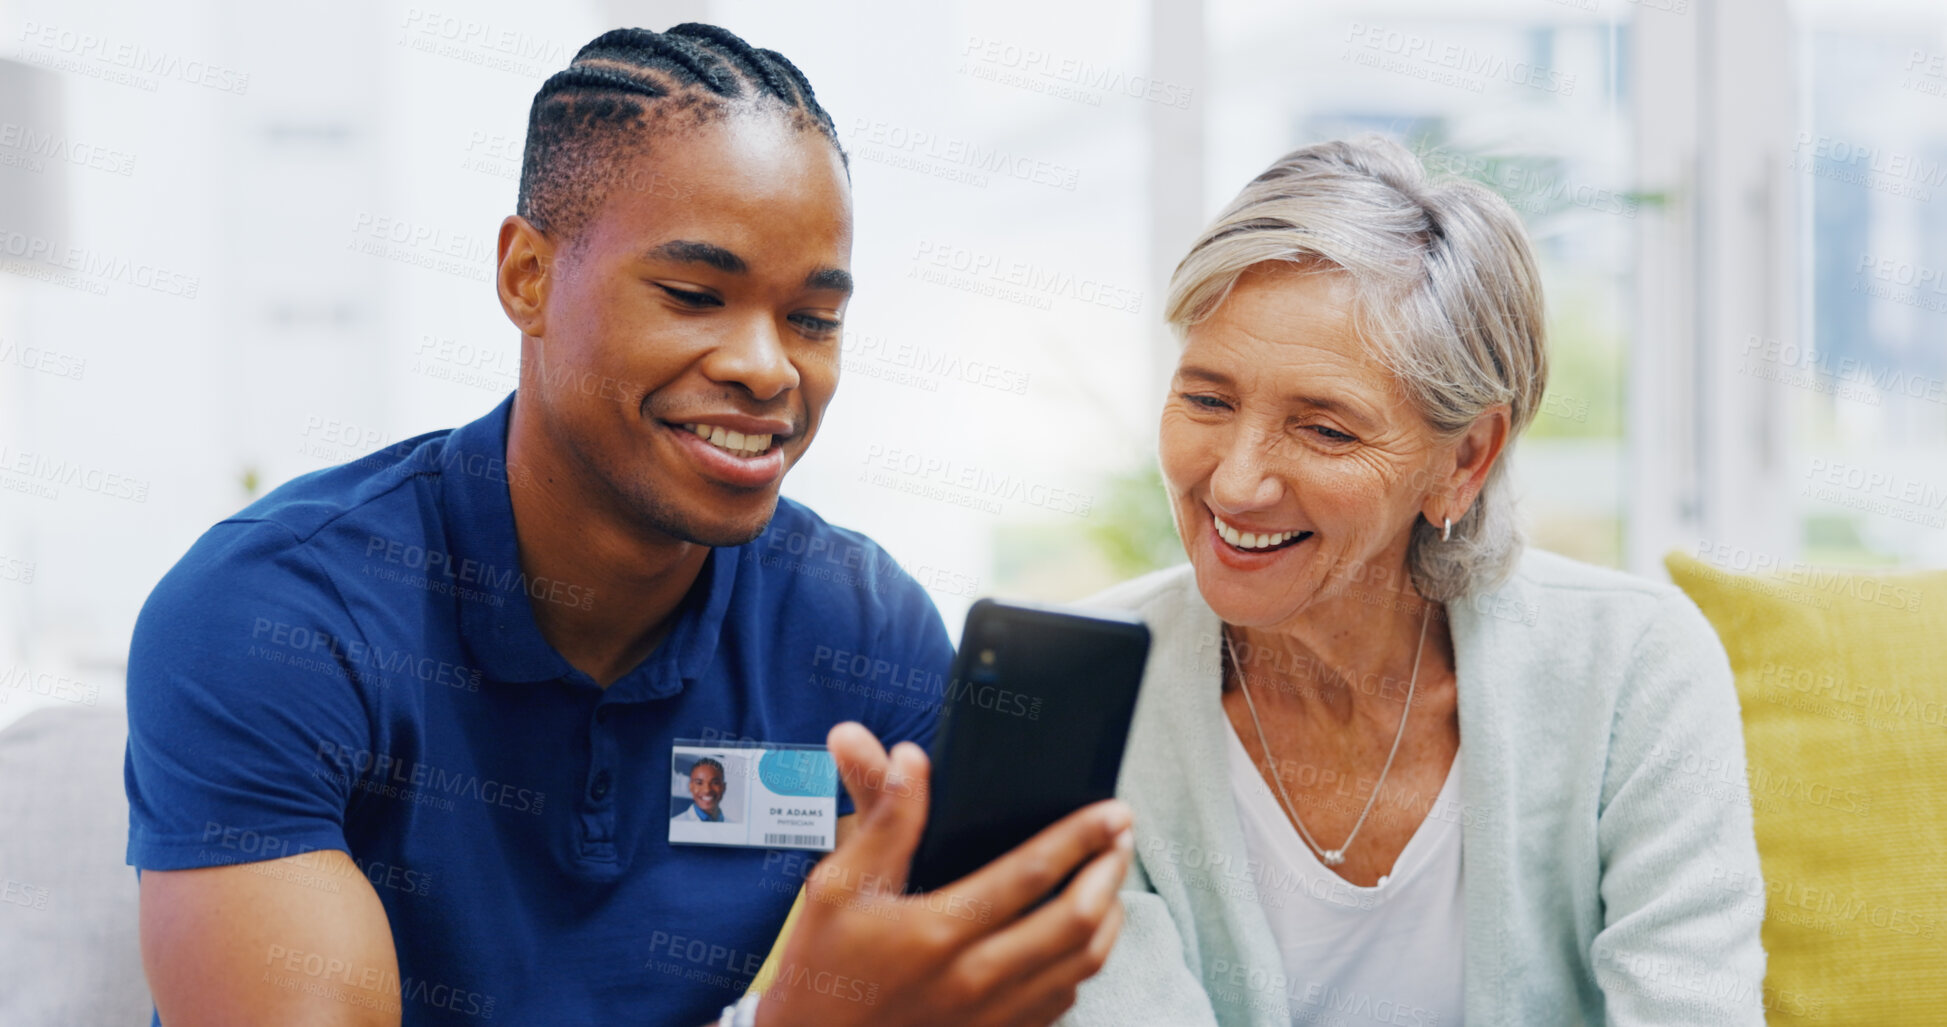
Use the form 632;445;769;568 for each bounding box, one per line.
438;391;739;698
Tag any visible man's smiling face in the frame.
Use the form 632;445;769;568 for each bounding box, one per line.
689;761;725;816
513;110;853;547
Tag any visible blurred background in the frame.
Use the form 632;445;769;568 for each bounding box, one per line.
1;0;1943;730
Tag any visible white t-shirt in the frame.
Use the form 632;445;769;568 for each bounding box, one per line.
1225;720;1465;1027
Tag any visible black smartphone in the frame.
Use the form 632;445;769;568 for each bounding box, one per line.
905;598;1151;896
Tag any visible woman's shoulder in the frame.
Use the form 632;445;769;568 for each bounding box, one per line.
1470;547;1728;685
1509;547;1677;599
1493;547;1702;629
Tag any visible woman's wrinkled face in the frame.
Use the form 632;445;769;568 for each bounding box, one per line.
1159;261;1450;629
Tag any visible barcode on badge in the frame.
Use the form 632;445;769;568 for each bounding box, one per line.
765;833;830;848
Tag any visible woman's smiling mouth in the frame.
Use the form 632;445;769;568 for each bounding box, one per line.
1212;511;1313;552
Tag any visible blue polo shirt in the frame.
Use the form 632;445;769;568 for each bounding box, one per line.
125;393;954;1026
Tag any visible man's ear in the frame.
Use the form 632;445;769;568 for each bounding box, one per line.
497;215;555;337
1422;403;1512;525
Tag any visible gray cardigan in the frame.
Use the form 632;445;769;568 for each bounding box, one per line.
1060;549;1766;1026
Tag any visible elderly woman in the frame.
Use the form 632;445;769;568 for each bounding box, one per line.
1061;137;1766;1026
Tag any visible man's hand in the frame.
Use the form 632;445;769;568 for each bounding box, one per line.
754;722;1134;1027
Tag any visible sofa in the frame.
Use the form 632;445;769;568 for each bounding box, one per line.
0;703;152;1025
2;552;1941;1025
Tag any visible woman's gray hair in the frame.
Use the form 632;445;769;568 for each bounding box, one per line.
1166;135;1548;602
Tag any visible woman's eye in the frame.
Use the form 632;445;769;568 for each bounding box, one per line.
1181;392;1230;411
790;313;842;335
1309;425;1356;443
657;284;722;308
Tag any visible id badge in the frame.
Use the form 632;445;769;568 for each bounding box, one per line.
667;740;838;851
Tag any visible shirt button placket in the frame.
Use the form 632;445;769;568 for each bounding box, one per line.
580;701;618;860
587;706;616;806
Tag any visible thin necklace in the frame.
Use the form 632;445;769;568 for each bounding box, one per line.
1226;602;1432;868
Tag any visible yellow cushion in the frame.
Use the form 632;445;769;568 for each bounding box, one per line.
1665;551;1947;1023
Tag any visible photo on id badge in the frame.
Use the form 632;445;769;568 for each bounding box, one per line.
668;742;837;850
669;749;747;839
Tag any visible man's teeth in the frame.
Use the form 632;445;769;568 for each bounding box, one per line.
682;423;773;457
1214;514;1306;551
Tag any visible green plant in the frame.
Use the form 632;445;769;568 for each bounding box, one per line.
1084;463;1183;579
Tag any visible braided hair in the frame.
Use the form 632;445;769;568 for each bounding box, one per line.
517;23;847;244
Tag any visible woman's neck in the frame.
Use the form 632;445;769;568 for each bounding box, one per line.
1227;582;1451;725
